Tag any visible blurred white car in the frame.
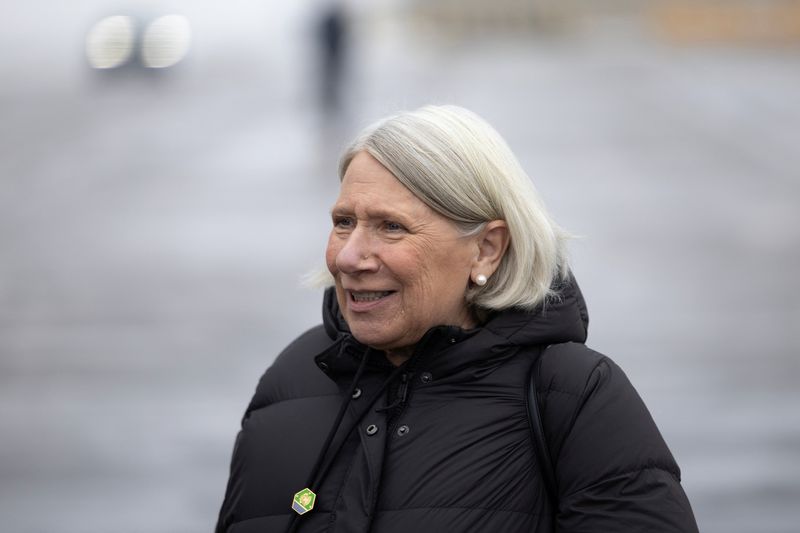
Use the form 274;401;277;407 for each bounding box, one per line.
86;14;191;70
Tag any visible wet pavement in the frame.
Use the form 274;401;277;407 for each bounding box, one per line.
1;8;799;533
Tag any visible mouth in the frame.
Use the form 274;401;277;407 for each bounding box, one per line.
349;290;395;303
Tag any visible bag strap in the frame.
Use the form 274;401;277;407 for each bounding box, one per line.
526;346;558;509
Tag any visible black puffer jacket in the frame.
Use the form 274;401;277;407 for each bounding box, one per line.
216;277;698;532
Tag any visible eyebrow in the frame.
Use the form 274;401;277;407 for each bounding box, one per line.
330;205;410;221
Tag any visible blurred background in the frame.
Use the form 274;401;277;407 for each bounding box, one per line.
1;0;799;531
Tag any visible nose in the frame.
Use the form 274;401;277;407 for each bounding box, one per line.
335;226;379;275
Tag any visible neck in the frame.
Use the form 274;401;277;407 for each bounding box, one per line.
385;348;412;367
383;310;479;367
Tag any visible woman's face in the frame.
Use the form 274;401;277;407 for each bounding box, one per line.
326;151;478;358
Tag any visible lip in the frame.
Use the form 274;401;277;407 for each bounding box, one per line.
345;289;397;313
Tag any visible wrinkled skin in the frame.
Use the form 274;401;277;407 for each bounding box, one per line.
325;151;481;364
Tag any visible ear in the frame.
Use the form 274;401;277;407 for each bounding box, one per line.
471;220;510;281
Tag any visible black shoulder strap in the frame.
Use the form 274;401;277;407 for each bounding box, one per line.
526;347;558;509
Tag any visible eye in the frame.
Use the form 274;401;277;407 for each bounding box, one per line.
383;221;406;233
333;216;354;229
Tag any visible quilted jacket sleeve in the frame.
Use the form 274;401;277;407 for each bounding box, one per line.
538;343;699;532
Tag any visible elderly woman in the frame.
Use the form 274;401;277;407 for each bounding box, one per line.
215;105;698;533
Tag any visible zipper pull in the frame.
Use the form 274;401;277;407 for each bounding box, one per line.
397;372;412;405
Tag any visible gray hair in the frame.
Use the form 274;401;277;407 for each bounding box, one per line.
333;104;570;311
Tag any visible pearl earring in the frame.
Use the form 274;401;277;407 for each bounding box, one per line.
475;274;488;286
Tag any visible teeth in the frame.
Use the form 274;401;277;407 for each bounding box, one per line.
351;291;391;302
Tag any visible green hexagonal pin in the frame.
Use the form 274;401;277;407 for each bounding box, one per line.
292;488;316;515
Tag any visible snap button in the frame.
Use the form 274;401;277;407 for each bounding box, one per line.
396;425;410;437
420;372;433;384
352;388;362;399
366;424;379;436
449;337;457;344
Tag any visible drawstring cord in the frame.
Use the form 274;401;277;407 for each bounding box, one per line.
286;347;406;533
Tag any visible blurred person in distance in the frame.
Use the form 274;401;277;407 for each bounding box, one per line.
316;2;347;113
215;105;699;533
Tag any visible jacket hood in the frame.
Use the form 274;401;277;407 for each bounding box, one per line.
319;273;589;376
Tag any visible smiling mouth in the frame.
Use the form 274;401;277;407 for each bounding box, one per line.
350;291;394;302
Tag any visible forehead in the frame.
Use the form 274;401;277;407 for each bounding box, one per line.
334;152;426;214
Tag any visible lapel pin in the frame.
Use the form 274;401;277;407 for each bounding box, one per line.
292;488;317;515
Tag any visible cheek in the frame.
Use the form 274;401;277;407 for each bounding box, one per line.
428;245;472;292
396;246;439;299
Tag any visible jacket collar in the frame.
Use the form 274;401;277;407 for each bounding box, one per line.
316;273;589;380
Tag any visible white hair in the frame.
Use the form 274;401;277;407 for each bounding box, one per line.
324;104;570;311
